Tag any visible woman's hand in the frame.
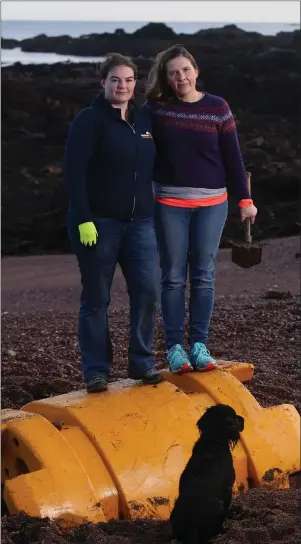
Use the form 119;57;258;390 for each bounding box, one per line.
240;204;257;224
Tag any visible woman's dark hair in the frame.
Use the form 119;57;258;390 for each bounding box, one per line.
145;44;199;100
98;52;137;80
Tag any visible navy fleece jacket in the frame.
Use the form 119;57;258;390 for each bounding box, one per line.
64;94;156;224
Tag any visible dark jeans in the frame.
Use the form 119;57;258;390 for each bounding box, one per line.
68;214;159;382
154;200;228;349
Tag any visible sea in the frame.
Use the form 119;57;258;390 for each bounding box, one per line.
1;20;300;66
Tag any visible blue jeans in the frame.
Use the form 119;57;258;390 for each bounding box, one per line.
68;213;159;382
154;201;228;349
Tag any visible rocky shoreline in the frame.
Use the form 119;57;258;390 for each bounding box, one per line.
2;22;300;58
2;24;300;255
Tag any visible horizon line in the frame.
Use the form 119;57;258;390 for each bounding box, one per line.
2;20;300;27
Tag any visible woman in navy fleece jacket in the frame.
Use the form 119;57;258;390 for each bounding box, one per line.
145;44;258;374
65;53;163;392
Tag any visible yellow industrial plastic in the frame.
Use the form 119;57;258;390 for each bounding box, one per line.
1;360;300;527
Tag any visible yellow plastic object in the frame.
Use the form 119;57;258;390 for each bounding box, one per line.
1;361;300;527
1;409;116;525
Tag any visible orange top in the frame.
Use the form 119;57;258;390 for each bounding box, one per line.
155;193;253;209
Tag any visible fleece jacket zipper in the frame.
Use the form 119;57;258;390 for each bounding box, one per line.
124;119;137;220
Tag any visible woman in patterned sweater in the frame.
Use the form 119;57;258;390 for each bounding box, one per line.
144;44;258;374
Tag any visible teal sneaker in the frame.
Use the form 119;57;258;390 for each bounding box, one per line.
190;342;217;372
167;344;193;374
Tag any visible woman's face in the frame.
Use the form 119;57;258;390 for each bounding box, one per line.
102;65;136;105
166;56;199;99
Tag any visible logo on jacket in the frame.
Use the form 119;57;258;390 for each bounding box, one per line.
141;131;153;139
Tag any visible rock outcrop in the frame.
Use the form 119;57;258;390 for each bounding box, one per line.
2;25;300;254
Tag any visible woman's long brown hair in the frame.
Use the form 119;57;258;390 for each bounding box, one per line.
145;44;199;101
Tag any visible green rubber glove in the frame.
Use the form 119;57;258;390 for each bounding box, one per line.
78;222;98;246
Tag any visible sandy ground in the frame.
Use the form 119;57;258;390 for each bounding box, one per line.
1;236;300;313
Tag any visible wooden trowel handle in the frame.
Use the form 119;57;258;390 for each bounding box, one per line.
245;218;252;245
246;171;251;194
245;172;252;245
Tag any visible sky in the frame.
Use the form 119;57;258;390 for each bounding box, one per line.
2;1;300;23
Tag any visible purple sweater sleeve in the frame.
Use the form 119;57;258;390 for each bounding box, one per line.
218;102;251;202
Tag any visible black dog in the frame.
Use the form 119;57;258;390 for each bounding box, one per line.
170;404;244;544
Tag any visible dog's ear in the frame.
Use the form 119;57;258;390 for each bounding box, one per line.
196;416;203;434
196;409;210;435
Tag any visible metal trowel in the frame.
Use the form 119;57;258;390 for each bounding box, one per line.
231;172;262;269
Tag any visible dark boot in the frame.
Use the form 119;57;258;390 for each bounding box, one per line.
86;374;108;393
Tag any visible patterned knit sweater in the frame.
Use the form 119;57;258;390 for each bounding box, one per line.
146;93;251;204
